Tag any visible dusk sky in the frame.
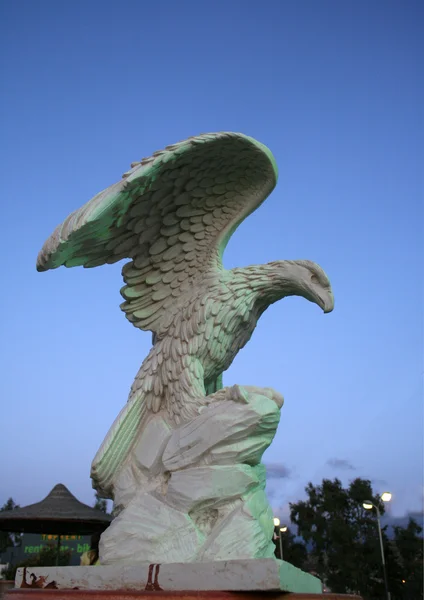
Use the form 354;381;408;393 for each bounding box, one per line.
1;1;422;522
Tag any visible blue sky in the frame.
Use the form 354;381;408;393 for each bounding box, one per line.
0;0;422;521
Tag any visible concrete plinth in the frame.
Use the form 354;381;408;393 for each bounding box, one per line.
6;592;362;600
11;560;324;594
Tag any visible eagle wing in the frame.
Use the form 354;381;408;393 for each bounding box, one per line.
37;132;278;338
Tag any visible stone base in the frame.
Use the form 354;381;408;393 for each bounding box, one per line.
13;560;323;594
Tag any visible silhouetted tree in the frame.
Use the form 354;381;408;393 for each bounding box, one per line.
290;477;388;598
0;499;21;552
93;492;108;513
387;518;423;599
274;526;308;570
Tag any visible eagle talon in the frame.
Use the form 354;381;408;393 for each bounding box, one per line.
230;385;249;404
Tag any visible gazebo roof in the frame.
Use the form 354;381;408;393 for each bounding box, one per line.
0;484;112;535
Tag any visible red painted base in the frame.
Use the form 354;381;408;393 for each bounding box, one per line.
6;590;362;600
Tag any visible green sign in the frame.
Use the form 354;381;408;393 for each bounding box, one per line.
21;533;92;565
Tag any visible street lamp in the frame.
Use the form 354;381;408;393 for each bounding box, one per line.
279;526;287;559
362;493;392;600
273;518;282;559
273;518;287;560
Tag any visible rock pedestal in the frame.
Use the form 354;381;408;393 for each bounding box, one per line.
99;387;283;565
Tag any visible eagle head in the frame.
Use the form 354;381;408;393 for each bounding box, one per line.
270;259;334;314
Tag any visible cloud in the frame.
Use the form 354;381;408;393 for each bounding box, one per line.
327;458;356;471
265;463;292;479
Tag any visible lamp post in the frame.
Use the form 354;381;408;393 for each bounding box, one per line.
279;526;287;560
273;518;287;560
363;492;392;600
273;517;281;559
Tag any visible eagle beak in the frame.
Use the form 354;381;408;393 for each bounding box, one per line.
319;290;334;314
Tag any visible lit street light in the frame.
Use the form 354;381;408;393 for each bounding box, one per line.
279;526;287;559
273;517;287;560
362;492;392;600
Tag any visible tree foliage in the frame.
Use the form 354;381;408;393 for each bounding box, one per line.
289;477;423;599
274;526;308;569
0;498;22;552
93;492;108;513
1;544;71;581
387;518;423;599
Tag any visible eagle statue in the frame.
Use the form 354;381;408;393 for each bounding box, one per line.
37;132;334;509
